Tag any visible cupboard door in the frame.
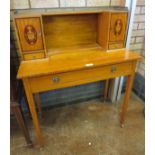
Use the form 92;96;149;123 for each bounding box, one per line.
15;17;44;52
109;13;128;42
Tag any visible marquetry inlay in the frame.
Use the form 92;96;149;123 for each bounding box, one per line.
24;25;37;45
114;19;122;36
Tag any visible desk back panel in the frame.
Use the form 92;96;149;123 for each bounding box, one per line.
42;14;98;50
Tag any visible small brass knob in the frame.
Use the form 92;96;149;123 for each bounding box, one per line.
38;31;42;36
111;66;117;72
52;77;60;83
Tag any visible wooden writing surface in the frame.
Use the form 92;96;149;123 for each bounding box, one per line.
17;49;141;79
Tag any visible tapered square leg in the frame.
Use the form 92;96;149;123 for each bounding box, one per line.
35;93;42;117
104;80;109;101
120;74;135;127
12;104;33;147
23;78;44;147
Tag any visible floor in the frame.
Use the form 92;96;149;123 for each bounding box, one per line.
10;93;145;155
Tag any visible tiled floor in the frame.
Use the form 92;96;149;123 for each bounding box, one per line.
11;93;145;155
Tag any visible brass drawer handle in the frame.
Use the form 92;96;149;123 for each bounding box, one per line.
52;77;60;83
38;31;42;36
111;66;117;72
33;56;36;59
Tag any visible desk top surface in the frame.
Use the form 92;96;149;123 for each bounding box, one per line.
17;49;142;79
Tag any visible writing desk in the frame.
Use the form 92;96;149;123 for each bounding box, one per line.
17;48;141;146
14;9;142;146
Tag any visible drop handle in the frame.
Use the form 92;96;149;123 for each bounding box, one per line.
32;56;36;59
52;77;60;83
111;66;117;72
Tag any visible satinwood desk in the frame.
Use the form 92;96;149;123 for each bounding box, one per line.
14;10;142;146
17;49;141;146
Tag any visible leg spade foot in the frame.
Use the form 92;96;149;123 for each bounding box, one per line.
121;123;124;128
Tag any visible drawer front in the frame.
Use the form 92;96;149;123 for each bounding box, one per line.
109;13;128;42
15;17;44;52
108;42;124;50
29;62;133;93
23;52;45;60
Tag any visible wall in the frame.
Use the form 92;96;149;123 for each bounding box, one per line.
10;0;125;9
130;0;145;76
10;0;145;110
129;0;145;100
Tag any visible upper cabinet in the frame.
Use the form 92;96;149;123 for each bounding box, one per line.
14;9;128;61
98;11;128;50
14;17;45;60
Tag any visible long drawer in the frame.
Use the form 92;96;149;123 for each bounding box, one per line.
29;62;134;93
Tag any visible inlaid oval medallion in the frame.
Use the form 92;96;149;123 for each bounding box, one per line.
114;19;123;36
24;25;37;45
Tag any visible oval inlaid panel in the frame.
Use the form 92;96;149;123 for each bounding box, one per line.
24;25;37;45
114;19;123;36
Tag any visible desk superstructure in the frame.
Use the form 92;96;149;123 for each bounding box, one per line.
14;9;142;146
